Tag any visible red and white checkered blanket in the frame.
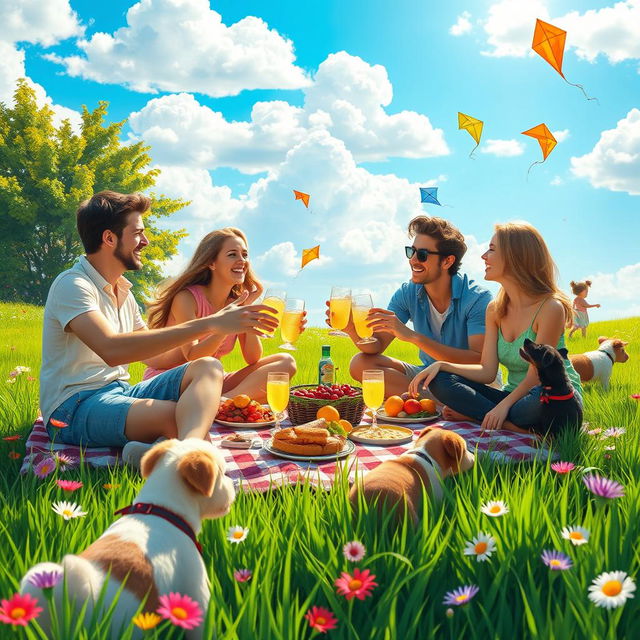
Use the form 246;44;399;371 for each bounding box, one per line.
21;417;553;491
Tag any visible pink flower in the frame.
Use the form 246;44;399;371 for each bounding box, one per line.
335;568;378;601
233;569;252;583
305;606;338;633
551;461;575;474
630;394;640;400
55;453;77;469
0;593;43;627
343;541;366;562
34;458;56;479
157;593;203;630
56;480;83;492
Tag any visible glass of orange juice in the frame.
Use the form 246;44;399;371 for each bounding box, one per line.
362;369;385;429
261;288;286;338
267;372;290;431
351;293;375;345
328;286;351;337
279;298;304;351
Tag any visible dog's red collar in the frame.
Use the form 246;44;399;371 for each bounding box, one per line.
540;388;575;404
115;502;202;555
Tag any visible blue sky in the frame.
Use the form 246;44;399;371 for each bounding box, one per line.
3;0;639;325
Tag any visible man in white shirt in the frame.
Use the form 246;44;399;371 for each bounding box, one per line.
41;190;278;465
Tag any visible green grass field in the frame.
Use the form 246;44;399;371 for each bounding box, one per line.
1;302;639;639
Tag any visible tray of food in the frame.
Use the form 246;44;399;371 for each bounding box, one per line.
215;395;275;428
348;425;414;446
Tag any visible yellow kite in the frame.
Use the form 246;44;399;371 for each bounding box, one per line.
301;245;320;270
457;112;483;157
293;190;310;208
532;18;596;101
522;123;557;174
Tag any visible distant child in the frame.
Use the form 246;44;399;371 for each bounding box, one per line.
569;280;600;338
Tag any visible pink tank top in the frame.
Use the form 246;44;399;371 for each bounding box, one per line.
143;285;238;380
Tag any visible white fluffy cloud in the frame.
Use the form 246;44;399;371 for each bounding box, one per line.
481;138;524;156
0;1;82;128
580;262;640;320
482;0;549;57
450;11;473;36
0;0;83;46
570;109;640;195
480;0;640;67
553;129;570;143
45;0;309;97
129;52;449;173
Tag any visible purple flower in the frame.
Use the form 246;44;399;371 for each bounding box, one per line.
541;550;572;571
442;584;479;606
583;474;625;499
28;570;63;590
233;569;252;583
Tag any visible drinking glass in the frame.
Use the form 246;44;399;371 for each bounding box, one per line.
328;286;351;337
279;298;305;351
261;288;286;338
267;372;290;431
351;293;375;344
362;370;385;429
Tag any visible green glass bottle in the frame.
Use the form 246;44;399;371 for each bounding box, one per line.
318;345;335;385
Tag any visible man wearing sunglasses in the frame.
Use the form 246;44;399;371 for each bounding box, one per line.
347;216;492;398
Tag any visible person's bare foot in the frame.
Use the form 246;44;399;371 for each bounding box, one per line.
442;406;478;423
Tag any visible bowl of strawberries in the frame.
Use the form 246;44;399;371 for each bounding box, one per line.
288;384;364;426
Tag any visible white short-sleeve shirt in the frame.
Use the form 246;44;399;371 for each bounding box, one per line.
39;256;146;424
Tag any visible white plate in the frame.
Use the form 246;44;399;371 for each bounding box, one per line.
349;425;413;446
375;409;441;424
263;438;355;461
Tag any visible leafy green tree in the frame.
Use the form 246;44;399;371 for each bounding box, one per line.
0;79;188;305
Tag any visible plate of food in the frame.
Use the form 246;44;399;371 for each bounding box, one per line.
215;395;276;429
349;425;414;446
375;410;441;424
263;419;355;461
376;395;441;424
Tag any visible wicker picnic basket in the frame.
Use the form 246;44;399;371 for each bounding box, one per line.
287;384;365;426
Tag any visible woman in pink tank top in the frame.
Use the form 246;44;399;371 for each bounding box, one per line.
142;228;298;402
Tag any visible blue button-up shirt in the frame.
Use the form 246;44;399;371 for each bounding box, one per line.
387;273;492;367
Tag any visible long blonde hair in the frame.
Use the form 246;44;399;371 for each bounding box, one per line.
147;228;261;329
493;222;573;324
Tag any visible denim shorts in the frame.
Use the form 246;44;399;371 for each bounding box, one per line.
46;364;189;447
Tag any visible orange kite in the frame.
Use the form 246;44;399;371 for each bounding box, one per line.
293;190;310;208
522;124;557;174
301;245;320;270
532;18;596;101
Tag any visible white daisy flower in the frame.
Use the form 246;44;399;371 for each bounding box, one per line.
480;500;509;517
602;428;625;439
588;571;636;609
463;533;496;562
561;525;590;546
227;525;249;544
51;501;87;520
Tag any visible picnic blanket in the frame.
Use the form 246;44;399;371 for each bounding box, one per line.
20;417;553;491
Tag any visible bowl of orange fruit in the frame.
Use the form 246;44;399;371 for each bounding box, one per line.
215;395;276;428
376;394;441;424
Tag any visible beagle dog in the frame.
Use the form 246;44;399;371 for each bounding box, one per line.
569;337;630;391
349;426;474;525
21;438;235;639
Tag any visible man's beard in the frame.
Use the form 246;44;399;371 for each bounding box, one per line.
114;242;142;271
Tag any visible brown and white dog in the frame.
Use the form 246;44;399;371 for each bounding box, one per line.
21;438;235;640
569;337;630;391
349;426;474;525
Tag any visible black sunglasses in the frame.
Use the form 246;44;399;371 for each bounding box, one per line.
404;246;447;262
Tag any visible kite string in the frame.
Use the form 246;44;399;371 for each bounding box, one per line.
469;142;479;159
563;77;599;104
526;159;544;180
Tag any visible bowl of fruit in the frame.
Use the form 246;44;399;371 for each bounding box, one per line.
288;384;364;426
215;395;275;428
376;393;441;424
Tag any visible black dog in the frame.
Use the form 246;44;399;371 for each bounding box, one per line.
520;338;583;436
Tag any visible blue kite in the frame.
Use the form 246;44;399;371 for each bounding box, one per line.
419;187;441;206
